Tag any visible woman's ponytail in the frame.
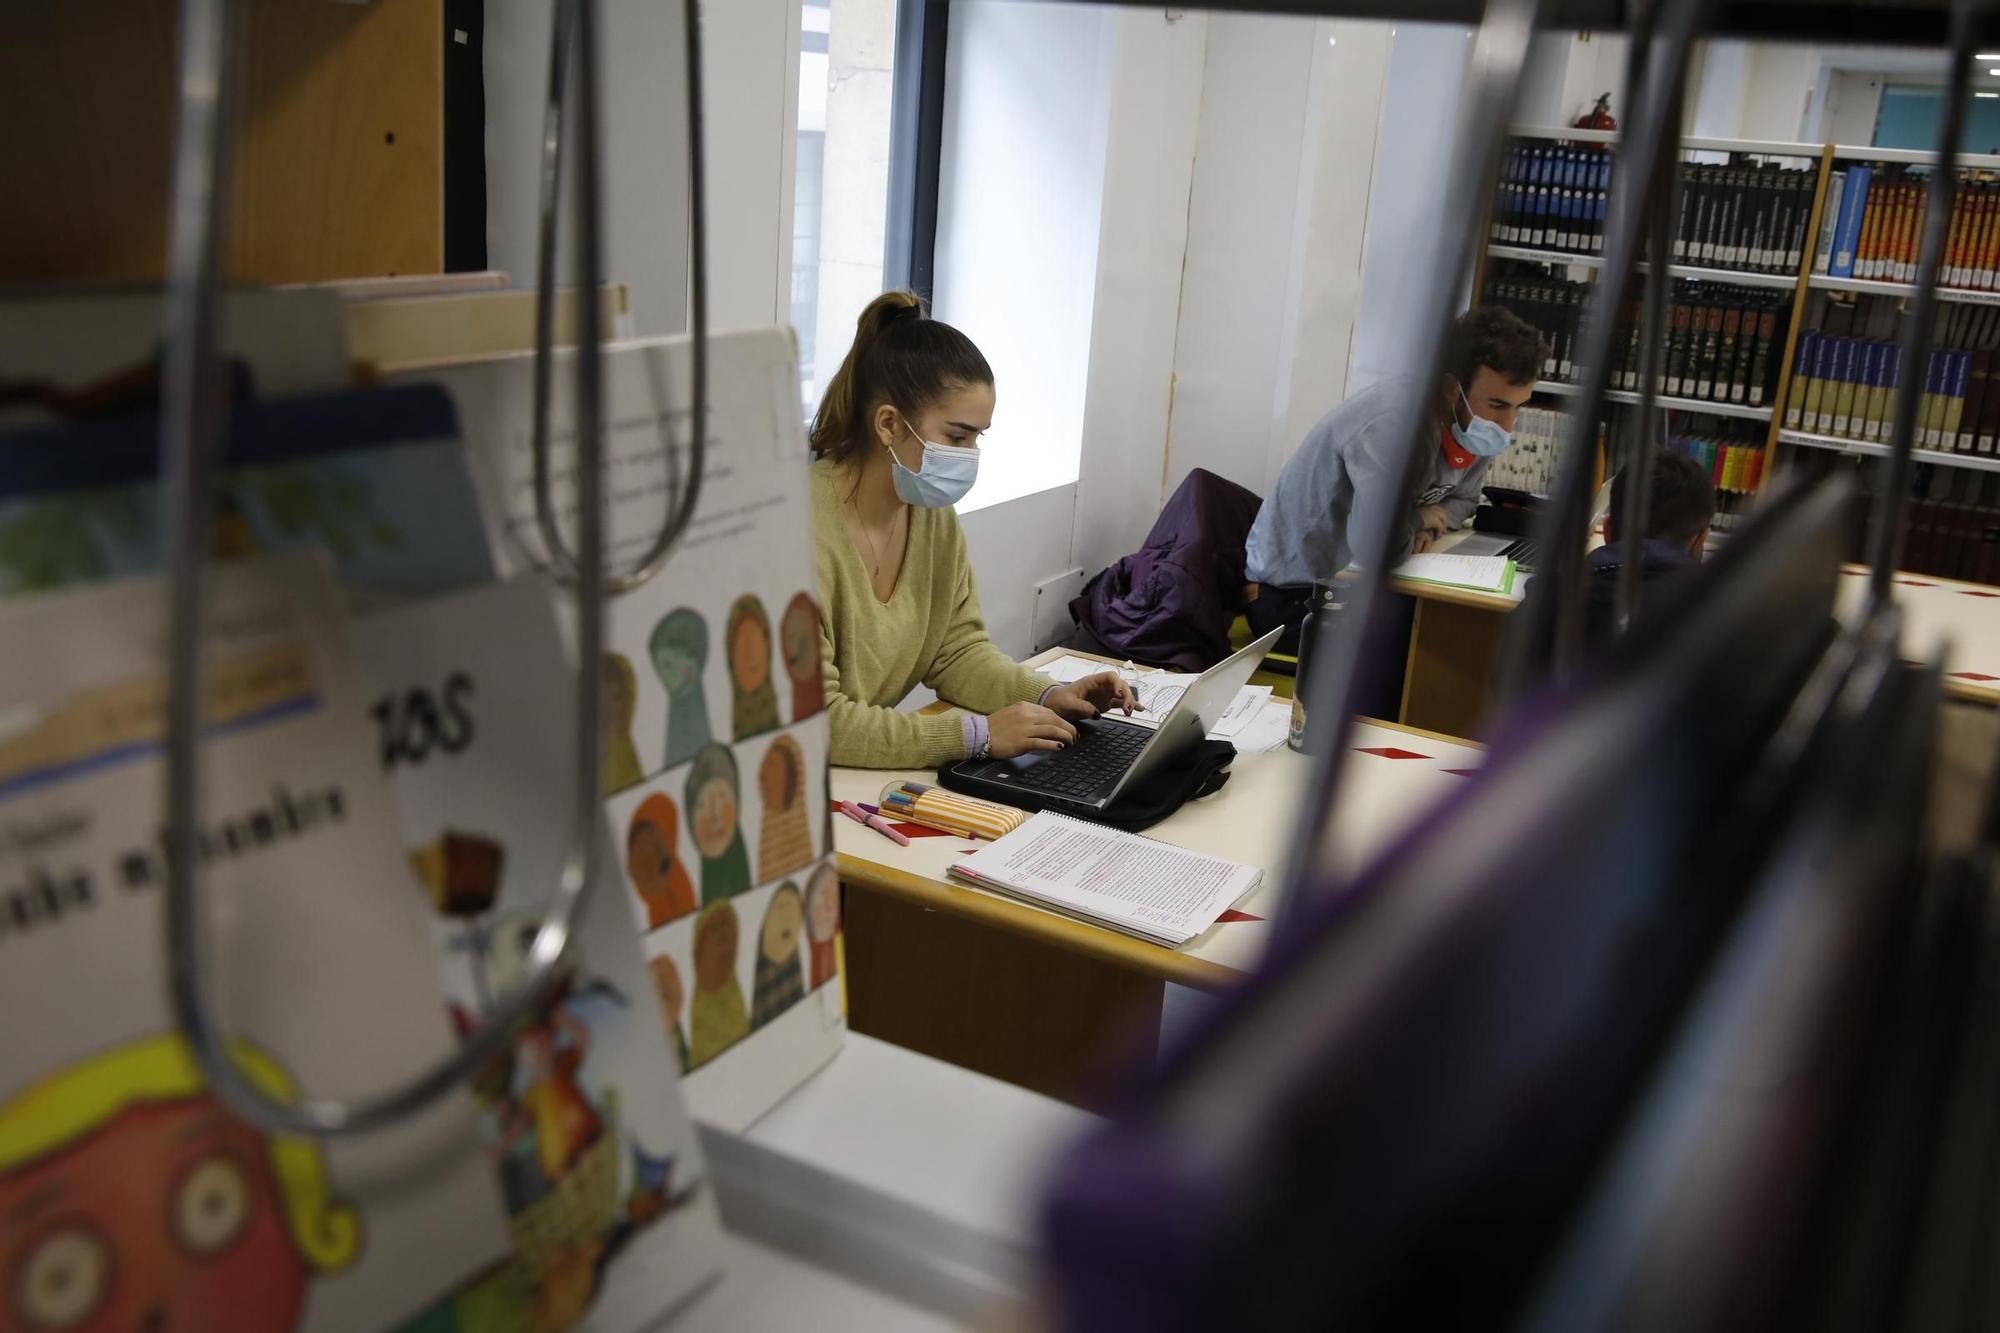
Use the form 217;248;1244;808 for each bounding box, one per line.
808;290;991;465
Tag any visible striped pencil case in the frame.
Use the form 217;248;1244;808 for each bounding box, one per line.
878;780;1026;840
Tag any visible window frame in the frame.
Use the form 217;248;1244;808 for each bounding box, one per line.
882;0;950;302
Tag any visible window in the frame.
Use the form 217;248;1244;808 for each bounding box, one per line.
791;0;941;418
928;2;1114;510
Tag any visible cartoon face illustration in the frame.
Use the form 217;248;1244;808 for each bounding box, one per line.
603;653;637;731
693;904;740;994
761;884;804;965
650;955;685;1026
781;593;820;683
685;747;740;862
648;609;707;693
806;866;840;944
727;598;772;694
759;739;801;813
0;1037;358;1333
625;793;696;927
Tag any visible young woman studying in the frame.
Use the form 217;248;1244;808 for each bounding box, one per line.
809;291;1135;769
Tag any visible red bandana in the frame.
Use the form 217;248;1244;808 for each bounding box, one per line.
1440;422;1477;471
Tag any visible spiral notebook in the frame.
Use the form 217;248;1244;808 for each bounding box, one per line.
946;812;1263;947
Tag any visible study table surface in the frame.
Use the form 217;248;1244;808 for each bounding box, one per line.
1393;530;2000;739
831;646;1486;994
831;653;1486;1102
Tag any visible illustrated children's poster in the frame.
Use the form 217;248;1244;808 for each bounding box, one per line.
0;554;509;1333
430;329;845;1131
349;578;725;1331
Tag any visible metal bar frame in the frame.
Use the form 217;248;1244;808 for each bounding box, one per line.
158;0;687;1137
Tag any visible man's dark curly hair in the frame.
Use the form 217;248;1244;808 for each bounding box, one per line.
1446;305;1549;388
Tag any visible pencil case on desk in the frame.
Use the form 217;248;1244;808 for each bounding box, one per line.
878;780;1026;840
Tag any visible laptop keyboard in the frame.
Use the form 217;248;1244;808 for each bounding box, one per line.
1021;720;1152;801
1500;537;1538;570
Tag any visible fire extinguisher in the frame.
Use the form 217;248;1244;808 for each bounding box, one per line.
1575;91;1617;133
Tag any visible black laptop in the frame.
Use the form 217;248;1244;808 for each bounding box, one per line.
941;628;1283;815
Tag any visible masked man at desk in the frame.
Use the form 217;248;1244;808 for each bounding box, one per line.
1243;307;1547;651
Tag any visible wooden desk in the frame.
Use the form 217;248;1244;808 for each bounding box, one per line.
1392;532;2000;738
834;661;1486;1104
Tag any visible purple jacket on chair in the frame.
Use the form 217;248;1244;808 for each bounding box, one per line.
1069;468;1264;672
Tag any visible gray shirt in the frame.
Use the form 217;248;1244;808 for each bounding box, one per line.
1244;378;1491;588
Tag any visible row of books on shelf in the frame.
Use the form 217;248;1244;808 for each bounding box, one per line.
1491;408;1759;498
1485;405;1591;496
1672;430;1767;495
1485;274;1789;407
1813;165;2000;287
1901;499;2000;583
1668;161;1819;275
1488;139;1819;276
1781;332;2000;455
1490;141;1613;255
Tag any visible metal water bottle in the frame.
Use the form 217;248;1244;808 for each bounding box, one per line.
1287;582;1340;754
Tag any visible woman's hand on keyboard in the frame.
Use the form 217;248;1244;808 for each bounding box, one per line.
989;703;1077;759
1044;671;1139;721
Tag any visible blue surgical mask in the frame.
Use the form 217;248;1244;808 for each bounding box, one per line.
1451;385;1513;458
885;422;981;507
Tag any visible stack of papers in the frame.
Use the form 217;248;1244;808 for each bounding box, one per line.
1039;654;1273;740
949;812;1264;947
1392;552;1518;595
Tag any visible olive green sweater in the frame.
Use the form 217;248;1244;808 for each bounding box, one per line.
813;461;1053;768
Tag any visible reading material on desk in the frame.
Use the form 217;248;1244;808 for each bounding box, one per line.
1393;552;1519;594
947;812;1264;947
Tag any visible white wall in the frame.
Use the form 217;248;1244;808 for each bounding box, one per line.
1267;20;1394;484
702;0;800;331
1067;8;1210;581
807;0;897;408
1350;23;1472;395
485;0;691;335
1162;13;1401;503
932;0;1116;513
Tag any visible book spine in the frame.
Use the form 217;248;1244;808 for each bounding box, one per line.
1970;186;1992;289
1752;169;1768;272
1880;344;1903;444
1698;303;1723;399
1785;330;1817;429
1981;345;2000;453
1947;185;1973;287
1495;145;1517;242
1959;350;1989;453
1787;170;1812;271
1814;171;1847;275
1897;182;1921;283
1726;169;1749;268
1771;171;1797;273
1591;180;1608;254
1804;333;1834;431
1693;168;1717;264
1853;342;1883;439
1665;302;1692;396
1673;163;1693;261
1980;187;2000;289
1831;167;1869;279
1856;338;1888;440
1748;307;1779;408
1922;349;1947;447
1832;336;1861;435
1945;349;1972;450
1717;306;1744;403
1857;178;1886;280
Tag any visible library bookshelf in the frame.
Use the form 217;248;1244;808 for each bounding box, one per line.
1478;130;2000;580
